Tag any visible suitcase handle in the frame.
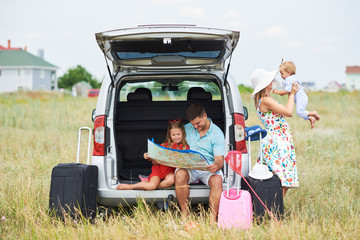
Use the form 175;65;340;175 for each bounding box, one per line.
77;127;92;165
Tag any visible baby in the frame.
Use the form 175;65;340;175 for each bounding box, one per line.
273;61;320;128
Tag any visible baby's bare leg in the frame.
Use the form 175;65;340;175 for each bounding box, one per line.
308;111;320;121
309;116;316;129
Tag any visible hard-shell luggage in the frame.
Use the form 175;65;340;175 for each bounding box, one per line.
241;175;284;220
49;127;98;220
243;125;284;221
218;188;252;229
218;151;253;229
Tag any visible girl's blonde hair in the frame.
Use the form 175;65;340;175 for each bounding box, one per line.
164;121;189;150
280;61;296;75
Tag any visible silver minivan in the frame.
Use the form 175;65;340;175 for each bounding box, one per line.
91;25;249;207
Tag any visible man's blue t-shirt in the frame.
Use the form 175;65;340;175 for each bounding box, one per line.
185;119;225;164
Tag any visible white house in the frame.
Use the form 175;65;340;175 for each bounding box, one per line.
72;81;92;97
0;40;58;93
345;66;360;91
302;82;317;92
323;81;343;92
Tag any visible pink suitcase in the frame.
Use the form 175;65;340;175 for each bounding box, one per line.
218;188;252;229
218;151;253;229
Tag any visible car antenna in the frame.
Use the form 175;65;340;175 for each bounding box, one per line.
102;51;115;88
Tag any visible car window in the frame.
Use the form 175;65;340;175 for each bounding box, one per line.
117;51;221;60
118;80;221;102
112;39;224;60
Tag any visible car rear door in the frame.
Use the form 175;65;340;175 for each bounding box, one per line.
95;25;239;77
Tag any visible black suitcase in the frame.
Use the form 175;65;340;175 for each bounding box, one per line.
241;175;284;220
244;126;283;221
49;127;98;220
49;163;98;220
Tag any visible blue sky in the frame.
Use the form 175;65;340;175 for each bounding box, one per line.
1;0;359;89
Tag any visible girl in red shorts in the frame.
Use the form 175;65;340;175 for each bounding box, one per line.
116;120;189;190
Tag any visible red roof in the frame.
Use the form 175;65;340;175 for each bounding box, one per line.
346;66;360;74
0;40;22;51
0;45;21;50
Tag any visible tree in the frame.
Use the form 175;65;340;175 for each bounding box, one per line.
58;65;101;89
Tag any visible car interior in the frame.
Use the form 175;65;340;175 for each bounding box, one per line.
114;81;225;183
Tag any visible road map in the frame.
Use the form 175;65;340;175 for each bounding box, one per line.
147;139;210;171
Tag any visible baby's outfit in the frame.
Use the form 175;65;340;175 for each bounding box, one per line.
283;75;309;120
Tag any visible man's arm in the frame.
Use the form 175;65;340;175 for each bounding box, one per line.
207;155;224;173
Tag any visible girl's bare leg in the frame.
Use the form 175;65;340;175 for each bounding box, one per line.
159;173;175;189
117;176;161;190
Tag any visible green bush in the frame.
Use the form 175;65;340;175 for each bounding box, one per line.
238;84;253;94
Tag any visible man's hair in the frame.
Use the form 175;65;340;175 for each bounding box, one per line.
186;103;206;121
280;61;296;75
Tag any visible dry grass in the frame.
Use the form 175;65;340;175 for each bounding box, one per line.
0;90;359;239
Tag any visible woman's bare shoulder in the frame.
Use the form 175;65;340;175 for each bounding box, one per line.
260;96;277;106
259;97;278;112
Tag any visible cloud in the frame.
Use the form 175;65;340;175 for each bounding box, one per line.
260;25;287;39
281;40;335;53
26;32;47;39
148;0;199;4
282;41;303;48
319;35;344;43
224;10;240;19
221;11;245;30
312;44;335;53
223;21;246;30
177;7;206;18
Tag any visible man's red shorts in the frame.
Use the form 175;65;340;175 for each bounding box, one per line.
149;164;175;180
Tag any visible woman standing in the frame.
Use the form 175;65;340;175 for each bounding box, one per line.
250;69;304;198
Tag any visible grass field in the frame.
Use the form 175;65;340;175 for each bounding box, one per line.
0;90;359;239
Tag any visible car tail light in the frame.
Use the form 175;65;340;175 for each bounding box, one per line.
234;113;247;153
93;115;106;156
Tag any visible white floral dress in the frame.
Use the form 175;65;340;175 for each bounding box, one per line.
257;99;299;188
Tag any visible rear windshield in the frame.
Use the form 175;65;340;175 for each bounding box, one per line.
112;39;223;60
117;51;220;60
118;79;221;102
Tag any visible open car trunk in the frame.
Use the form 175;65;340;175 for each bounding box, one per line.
96;25;239;72
113;75;225;184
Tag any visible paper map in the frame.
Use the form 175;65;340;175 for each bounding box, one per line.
147;139;210;171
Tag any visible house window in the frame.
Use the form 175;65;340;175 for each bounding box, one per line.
51;71;55;81
51;71;56;90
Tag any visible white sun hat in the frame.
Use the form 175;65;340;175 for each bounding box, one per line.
249;163;273;180
250;69;278;97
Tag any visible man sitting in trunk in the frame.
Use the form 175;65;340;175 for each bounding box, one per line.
175;103;225;224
